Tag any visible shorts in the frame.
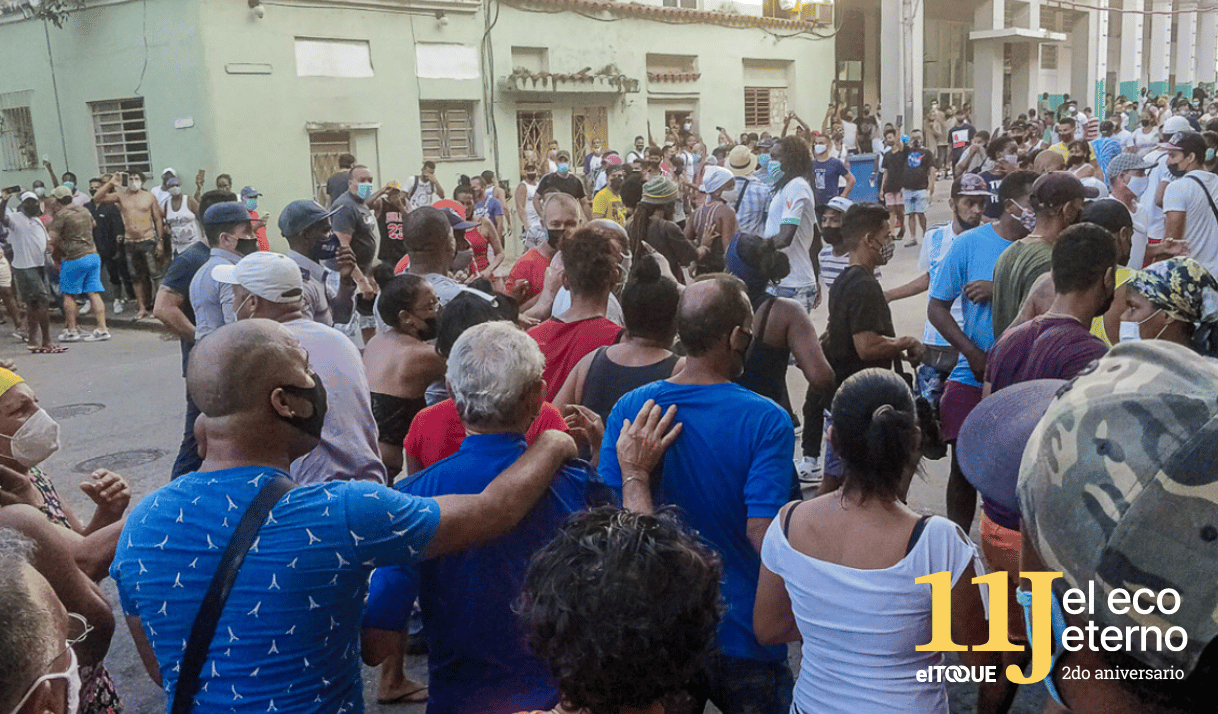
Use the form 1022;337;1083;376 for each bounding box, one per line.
903;189;930;214
60;253;104;295
14;266;49;303
0;253;11;289
883;192;903;207
126;239;163;281
766;283;818;313
980;513;1028;643
939;380;984;442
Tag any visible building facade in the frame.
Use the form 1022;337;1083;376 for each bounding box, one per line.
0;0;835;254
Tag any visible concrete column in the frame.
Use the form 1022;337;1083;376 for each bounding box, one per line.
1094;0;1109;112
1195;5;1217;91
1072;4;1105;112
1176;3;1198;99
1010;43;1036;117
879;0;925;132
908;0;924;129
1119;0;1145;100
972;41;1004;132
1148;0;1172;97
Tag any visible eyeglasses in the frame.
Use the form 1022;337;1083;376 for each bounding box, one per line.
1016;588;1070;709
6;613;91;714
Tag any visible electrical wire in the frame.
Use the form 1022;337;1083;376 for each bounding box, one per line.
42;18;69;169
134;0;150;95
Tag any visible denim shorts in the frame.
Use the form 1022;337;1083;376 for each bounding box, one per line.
766;283;818;313
903;188;930;214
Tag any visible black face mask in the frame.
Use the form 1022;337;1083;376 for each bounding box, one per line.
277;373;328;440
1167;162;1187;178
416;316;438;342
236;238;259;256
526;173;537;180
21;203;39;217
610;178;624;190
1142;119;1152;127
821;226;843;247
547;228;565;249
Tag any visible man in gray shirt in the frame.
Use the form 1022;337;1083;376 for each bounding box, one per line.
213;250;386;484
279;199;359;326
189;202;257;341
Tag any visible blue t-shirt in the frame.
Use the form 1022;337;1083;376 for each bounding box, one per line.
928;223;1013;386
111;466;440;714
599;380;793;663
473;197;504;223
364;433;608;714
159;240;212;373
811;157;850;207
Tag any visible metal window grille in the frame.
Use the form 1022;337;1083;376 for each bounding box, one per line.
0;94;36;171
571;107;607;172
89;98;150;175
420;103;477;160
662;0;697;8
744;88;772;128
309;131;351;204
516;110;553;176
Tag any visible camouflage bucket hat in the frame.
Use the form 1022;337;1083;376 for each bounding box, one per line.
1017;340;1218;674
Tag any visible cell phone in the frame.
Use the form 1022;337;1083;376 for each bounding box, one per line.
118;172;128;187
3;185;20;195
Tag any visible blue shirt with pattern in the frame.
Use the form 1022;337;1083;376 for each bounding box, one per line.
112;466;440;713
734;169;774;238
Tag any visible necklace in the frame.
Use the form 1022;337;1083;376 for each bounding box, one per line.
1042;310;1082;324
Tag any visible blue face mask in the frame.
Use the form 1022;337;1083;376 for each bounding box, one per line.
62;182;75;191
357;182;374;200
1017;587;1069;708
767;159;784;183
757;153;771;170
244;198;258;211
691;153;702;162
557;162;570;174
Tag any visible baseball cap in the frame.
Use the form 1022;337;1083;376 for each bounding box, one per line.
1158;130;1207;158
19;191;38;202
50;185;72;200
202;201;253;226
240;186;261;200
278;199;338;237
825;196;853;214
755;137;775;151
433;199;477;232
727;145;758;177
1079;176;1109;200
1029;171;1099;210
957;379;1065;518
1162;115;1192;134
953;172;992;198
1018;340;1218;674
211;252;303;303
1104;152;1156;184
557;151;571;162
603;153;624;167
699;166;734;195
161;167;177;177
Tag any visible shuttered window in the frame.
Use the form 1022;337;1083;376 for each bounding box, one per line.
744;88;771;129
420;102;477;160
89;98;151;175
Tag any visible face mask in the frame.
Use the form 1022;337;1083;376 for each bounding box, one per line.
234;292;254;320
690;153;701;163
767;160;784;183
129;180;142;192
1167;162;1187;178
0;408;61;468
683;123;692;131
547;228;565;249
33;187;46;197
720;188;738;204
757;153;771;170
610;177;624;190
245;198;258;211
821;226;842;246
878;237;895;264
62;182;75;191
1010;201;1036;232
236;238;259;256
22;203;39;217
910;139;922;148
277;372;328;439
357;182;374;199
169;186;182;197
557;163;570;174
526;173;537;180
1141;119;1152;127
814;144;828;156
414;315;438;342
1126;174;1149;196
1003;154;1019;166
7;644;80;714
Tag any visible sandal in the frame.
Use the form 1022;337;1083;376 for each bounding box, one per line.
27;345;68;354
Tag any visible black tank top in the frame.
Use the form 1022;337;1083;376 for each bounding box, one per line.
581;346;680;421
735;297;794;418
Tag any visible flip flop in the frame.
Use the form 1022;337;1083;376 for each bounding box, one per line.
376;685;428;705
27;345;68;354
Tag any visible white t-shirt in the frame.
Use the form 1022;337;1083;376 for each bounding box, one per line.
761;515;987;714
1138;149;1171;241
918;222;965;345
1131;127;1160;156
552;288;624;326
1114;129;1133;148
840;121;858;155
1163;170;1218;275
5;211;48;270
764;177;817;289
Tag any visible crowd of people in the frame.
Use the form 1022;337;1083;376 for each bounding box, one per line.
3;87;1218;714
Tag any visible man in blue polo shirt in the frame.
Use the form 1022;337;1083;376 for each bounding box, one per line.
601;275;796;714
189;202;259;341
927;170;1036;531
112;319;580;714
363;321;609;713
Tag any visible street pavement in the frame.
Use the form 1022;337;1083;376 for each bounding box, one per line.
13;179;1043;713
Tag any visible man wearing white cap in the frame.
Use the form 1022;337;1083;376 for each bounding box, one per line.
213;251;386;484
1136;115;1193;245
0;189;58;352
150;167;176;209
685;166;738;269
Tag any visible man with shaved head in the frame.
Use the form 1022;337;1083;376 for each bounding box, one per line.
111;319;581;713
599;274;797;714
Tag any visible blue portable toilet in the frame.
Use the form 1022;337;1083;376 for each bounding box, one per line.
847;153;880;203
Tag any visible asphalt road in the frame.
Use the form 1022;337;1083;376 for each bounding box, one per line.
10;179;1044;713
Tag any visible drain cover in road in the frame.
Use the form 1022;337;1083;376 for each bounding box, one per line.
74;449;168;474
47;403;106;420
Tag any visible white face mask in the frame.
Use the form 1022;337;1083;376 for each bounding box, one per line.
0;408;61;468
1126;174;1149;196
720;188;739;205
7;644;80;714
814;144;829;155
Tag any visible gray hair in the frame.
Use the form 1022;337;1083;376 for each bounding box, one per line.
0;529;55;713
447;321;545;429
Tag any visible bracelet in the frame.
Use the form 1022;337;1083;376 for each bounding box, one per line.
622;476;645;489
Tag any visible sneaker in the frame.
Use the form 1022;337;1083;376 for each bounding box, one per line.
78;300;91;316
112;298;124;315
83;329;111;342
795;455;823;488
904;238;919;247
58;330;82;342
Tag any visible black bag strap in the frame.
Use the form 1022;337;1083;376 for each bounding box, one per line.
1186;175;1218;228
734;177;750;213
905;514;933;555
170;475;296;714
782;499;806;539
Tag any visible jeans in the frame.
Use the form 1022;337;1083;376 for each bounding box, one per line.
171;388;203;479
766;283;818;313
685;652;794;714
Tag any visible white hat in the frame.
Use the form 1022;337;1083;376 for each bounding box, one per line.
825;196;854;213
1162;116;1192;134
212;252;303;304
162;167;177;177
699;166;734;195
1079;176;1109;200
19;191;38;202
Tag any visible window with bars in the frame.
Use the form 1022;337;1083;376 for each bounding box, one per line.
1041;44;1058;71
309;131;351;204
420;102;477;161
0;93;37;171
744;88;772;128
517;110;552;176
662;0;697;8
89;98;150;175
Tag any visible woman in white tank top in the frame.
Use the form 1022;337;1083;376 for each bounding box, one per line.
517;164;544;248
164;185;203;255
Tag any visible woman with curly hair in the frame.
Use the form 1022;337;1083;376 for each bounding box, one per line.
517;507;724;714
